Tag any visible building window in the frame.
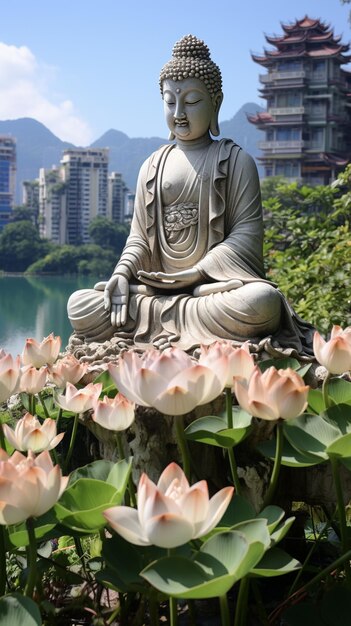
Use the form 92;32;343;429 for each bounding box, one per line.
276;128;301;141
310;128;324;149
275;162;300;177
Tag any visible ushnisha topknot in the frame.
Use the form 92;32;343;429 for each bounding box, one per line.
159;34;222;98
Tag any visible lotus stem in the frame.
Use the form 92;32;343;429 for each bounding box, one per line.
115;432;125;460
261;420;283;510
322;372;332;409
0;421;6;451
174;415;191;481
219;594;230;626
64;413;79;472
330;456;351;585
38;391;50;419
169;596;178;626
24;517;38;598
226;388;241;496
56;408;63;434
0;526;6;596
234;576;249;626
115;432;136;507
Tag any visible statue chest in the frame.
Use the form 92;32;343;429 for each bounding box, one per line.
160;149;203;206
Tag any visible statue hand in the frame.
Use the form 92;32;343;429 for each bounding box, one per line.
104;274;129;327
138;268;201;286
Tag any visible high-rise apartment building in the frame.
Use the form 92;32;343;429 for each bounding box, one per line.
108;172;128;223
23;179;39;225
249;17;351;185
38;168;67;244
0;136;16;230
61;148;109;244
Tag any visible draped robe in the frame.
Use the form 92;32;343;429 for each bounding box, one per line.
67;139;314;355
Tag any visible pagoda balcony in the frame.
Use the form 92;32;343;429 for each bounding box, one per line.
259;71;305;84
268;106;305;116
258;140;304;152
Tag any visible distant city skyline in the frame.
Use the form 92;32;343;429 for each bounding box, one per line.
0;0;350;145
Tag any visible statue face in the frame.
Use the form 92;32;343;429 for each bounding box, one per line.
162;78;216;141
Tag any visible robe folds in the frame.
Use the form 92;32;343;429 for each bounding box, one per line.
67;139;314;355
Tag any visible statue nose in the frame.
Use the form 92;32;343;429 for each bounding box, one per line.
174;104;186;120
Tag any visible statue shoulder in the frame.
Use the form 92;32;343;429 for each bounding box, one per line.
139;143;173;179
217;139;258;175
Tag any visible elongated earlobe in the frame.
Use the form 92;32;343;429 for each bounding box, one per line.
210;91;223;137
168;131;175;140
210;115;220;137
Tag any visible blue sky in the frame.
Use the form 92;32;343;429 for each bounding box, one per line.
0;0;350;144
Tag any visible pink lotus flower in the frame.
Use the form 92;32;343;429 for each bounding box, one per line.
48;354;88;387
19;365;47;395
108;347;227;415
0;352;21;404
313;325;351;375
92;393;135;431
104;462;234;548
2;413;64;453
22;334;61;368
56;382;102;413
234;366;309;421
199;341;256;387
0;449;68;525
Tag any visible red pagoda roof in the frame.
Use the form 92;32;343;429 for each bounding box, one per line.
282;16;329;33
321;153;349;167
247;112;274;124
252;16;350;66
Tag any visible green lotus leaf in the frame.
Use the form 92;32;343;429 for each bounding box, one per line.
326;432;351;459
269;517;296;545
93;369;117;396
68;458;131;489
307;388;325;415
0;594;41;626
97;533;165;594
218;495;256;528
251;547;300;577
185;410;252;448
7;509;58;548
257;506;285;532
231;519;270;550
142;531;267;599
328;379;351;406
258;437;323;467
259;357;301;372
55;478;122;532
283;413;340;459
322;404;351;435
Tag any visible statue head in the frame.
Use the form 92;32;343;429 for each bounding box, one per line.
159;34;223;139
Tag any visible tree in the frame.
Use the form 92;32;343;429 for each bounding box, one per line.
88;217;129;254
9;206;36;223
263;168;351;334
26;244;117;277
0;220;51;272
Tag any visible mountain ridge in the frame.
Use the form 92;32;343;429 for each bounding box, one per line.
0;102;264;203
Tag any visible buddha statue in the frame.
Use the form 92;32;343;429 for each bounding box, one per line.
67;35;314;356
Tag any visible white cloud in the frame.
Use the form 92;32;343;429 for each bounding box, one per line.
0;42;92;145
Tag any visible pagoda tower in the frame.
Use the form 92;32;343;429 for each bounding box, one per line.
249;16;351;185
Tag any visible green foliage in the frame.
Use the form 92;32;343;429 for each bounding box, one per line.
0;221;51;272
263;167;351;334
25;244;117;277
88;216;129;254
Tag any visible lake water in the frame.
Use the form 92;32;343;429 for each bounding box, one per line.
0;275;100;356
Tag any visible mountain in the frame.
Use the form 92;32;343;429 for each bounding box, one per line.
90;130;169;192
0;118;75;201
0;103;264;203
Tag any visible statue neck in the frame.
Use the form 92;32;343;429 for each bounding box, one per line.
175;134;213;152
